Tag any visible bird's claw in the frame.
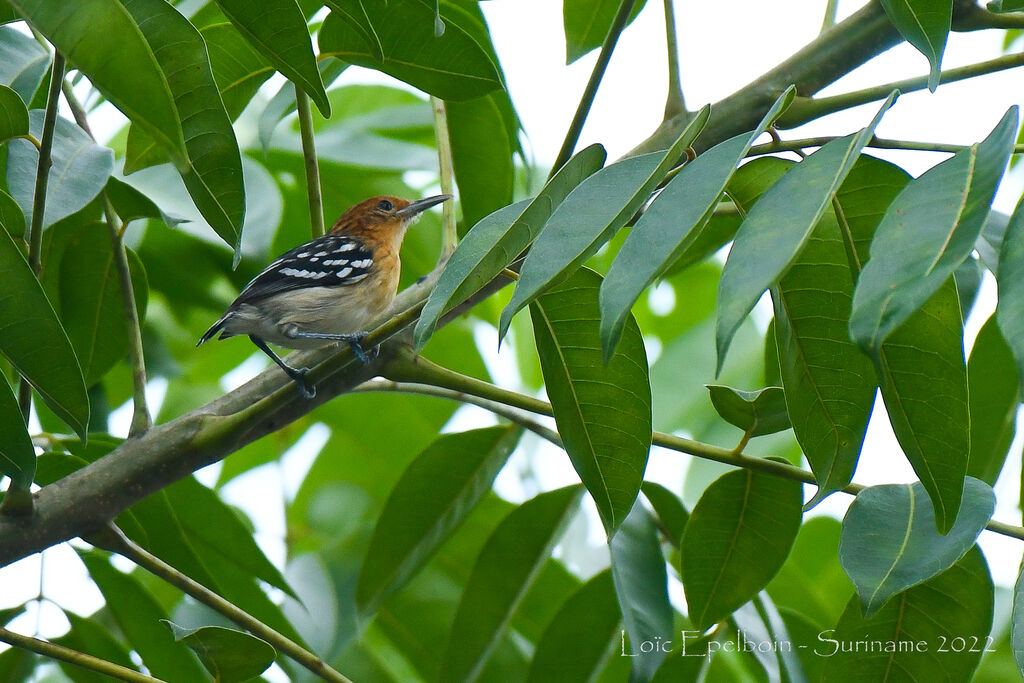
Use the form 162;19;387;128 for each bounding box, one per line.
291;367;316;399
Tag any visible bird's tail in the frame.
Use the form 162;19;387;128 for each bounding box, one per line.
197;312;231;346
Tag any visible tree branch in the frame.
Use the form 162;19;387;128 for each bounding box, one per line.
296;88;325;239
662;0;686;119
0;625;163;683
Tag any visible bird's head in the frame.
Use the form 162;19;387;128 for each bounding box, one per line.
329;194;450;242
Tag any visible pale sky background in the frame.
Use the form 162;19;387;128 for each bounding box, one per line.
3;0;1024;676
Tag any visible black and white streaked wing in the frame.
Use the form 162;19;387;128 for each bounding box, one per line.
233;233;375;304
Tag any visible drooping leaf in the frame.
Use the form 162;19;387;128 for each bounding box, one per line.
501;105;710;340
600;87;795;358
706;384;790;436
0;372;33;488
967;314;1018;485
0;227;88;438
448;93;514;231
822;547;993;682
531;268;652;536
5;0;186;167
415;144;606;350
202;22;274;121
356;426;522;614
838;477;994;617
7;111;114;231
0;26;49;104
609;501;674;681
681;466;803;630
563;0;647;64
0;84;27;143
105;177;186;228
163;621;276;683
715;92;897;372
439;486;583;683
880;0;952;91
641;481;689;543
850;107;1017;351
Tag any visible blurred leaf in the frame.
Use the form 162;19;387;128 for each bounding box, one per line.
320;0;502;100
1013;558;1024;677
415;144;606;350
822;547;993;681
706;385;790;436
955;254;983;320
715;93;896;372
5;0;186;167
0;648;34;682
439;486;583;683
609;501;673;681
213;0;329;116
527;569;621;682
0;372;32;488
563;0;647;64
991;0;1024;9
0;84;27;143
0;226;88;438
880;0;951;91
0;189;24;238
501;105;710;340
202;22;273;120
448;94;514;230
641;481;689;543
7;111;114;230
356;426;522;614
766;517;853;628
996;189;1024;385
55;610;139;683
163;621;276;683
681;466;802;630
531;268;651;535
0;26;49;104
105;177;186;228
600;87;795;357
258;60;348;153
838;477;994;617
968;314;1018;485
850;107;1016;351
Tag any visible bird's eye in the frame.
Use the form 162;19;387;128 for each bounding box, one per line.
377;199;394;212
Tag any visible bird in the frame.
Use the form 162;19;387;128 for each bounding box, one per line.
198;194;450;398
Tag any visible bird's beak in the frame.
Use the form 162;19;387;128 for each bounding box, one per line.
397;194;451;218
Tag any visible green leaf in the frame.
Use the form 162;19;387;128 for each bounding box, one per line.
0;648;35;682
772;206;876;507
609;501;673;681
967;314;1018;485
79;550;209;682
203;22;274;121
5;0;187;167
526;569;621;683
448;93;514;230
880;0;951;91
120;0;246;259
415;144;606;350
0;372;33;488
501;104;710;340
356;426;522;614
0;189;24;239
0;26;49;104
320;0;503;100
7;111;114;231
55;610;139;683
715;92;897;373
1013;557;1024;678
258;60;348;153
600;87;795;359
997;189;1024;386
531;268;652;536
0;227;88;438
105;177;186;228
822;547;993;682
0;84;27;143
990;0;1024;10
850;107;1017;350
163;621;276;683
681;466;803;630
439;485;583;683
838;477;994;617
563;0;647;64
706;385;790;436
641;481;689;543
213;0;329;116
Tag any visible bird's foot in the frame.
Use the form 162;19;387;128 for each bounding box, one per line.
289;367;316;399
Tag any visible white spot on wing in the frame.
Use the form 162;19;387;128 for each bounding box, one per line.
350;259;373;269
337;267;353;278
335;243;357;252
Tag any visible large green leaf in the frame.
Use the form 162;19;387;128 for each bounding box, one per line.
55;609;140;683
448;93;514;231
563;0;647;64
609;501;673;681
997;189;1024;386
715;93;896;372
0;84;27;143
105;177;185;229
7;111;114;230
706;385;790;436
766;517;853;628
163;621;276;683
531;268;651;536
850;107;1017;351
501;105;710;340
599;87;795;359
213;0;329;115
0;372;33;488
319;0;502;101
202;22;274;121
822;547;993;682
439;485;582;683
415;144;606;350
0;26;49;104
355;426;522;614
681;466;802;630
880;0;951;91
5;0;186;167
838;477;994;617
526;569;621;683
0;648;35;682
0;227;88;438
120;0;246;258
967;314;1018;485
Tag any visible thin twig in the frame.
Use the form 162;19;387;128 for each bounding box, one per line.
431;96;457;261
748;134;974;156
821;0;839;33
296;88;325;238
0;625;164;683
662;0;685;119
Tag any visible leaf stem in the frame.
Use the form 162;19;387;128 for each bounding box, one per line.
296;88;325;238
748;134;977;156
820;0;839;33
662;0;686;119
0;625;163;683
550;0;637;176
431;96;457;261
93;524;354;683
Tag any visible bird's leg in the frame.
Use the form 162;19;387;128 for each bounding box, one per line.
248;335;315;399
282;329;376;364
